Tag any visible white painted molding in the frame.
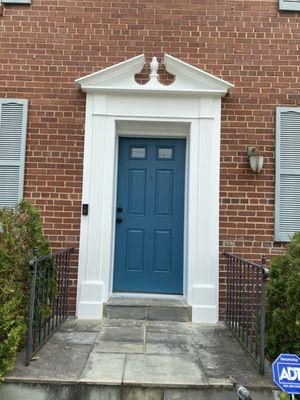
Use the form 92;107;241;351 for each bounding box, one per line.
75;54;233;96
76;55;233;323
75;54;145;89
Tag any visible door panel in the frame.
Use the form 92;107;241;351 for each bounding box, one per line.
128;169;146;215
113;137;186;294
125;229;145;271
155;170;173;216
153;230;172;273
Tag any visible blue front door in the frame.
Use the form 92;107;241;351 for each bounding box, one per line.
113;138;186;294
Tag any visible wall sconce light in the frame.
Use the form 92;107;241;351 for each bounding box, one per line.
247;146;264;173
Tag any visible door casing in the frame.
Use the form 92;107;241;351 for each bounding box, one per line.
76;54;232;323
77;107;221;324
109;122;190;303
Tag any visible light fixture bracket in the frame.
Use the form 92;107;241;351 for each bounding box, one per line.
247;146;258;158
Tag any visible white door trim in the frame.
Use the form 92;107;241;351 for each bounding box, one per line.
75;55;233;323
77;107;221;323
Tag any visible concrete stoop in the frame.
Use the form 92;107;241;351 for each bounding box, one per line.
0;382;278;400
104;297;192;322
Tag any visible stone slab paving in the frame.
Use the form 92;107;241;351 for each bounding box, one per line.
146;333;194;346
123;354;207;387
146;343;195;355
5;343;92;383
106;298;187;307
48;331;98;345
58;318;101;332
98;326;145;343
5;318;275;392
80;353;126;385
95;340;145;354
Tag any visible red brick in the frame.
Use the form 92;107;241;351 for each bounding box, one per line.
0;0;297;316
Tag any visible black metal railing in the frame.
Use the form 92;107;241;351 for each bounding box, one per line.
224;252;269;375
25;247;74;366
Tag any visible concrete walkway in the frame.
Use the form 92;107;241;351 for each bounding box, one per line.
3;318;277;400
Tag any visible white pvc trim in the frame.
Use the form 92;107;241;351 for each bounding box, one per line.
76;56;229;323
76;95;221;323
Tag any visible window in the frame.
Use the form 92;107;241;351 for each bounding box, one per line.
275;107;300;241
279;0;300;11
0;99;28;208
130;146;146;159
157;147;173;160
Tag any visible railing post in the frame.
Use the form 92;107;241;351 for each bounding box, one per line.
25;249;38;366
259;254;269;375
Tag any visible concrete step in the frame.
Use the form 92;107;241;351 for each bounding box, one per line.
0;382;279;400
104;297;191;322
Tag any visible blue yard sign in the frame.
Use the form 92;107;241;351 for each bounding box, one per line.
272;353;300;395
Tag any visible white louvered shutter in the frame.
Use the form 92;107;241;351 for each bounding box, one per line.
0;99;28;208
1;0;31;4
279;0;300;10
275;107;300;241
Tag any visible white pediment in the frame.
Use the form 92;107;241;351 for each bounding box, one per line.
75;54;234;96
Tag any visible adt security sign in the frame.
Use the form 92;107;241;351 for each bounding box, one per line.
272;353;300;395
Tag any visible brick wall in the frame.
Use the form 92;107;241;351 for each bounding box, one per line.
0;0;299;316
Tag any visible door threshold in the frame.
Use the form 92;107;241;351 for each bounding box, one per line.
111;292;184;300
